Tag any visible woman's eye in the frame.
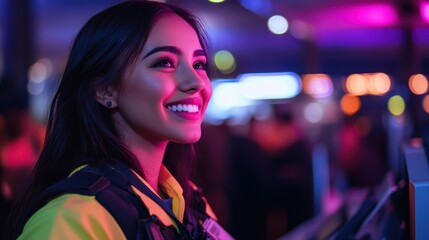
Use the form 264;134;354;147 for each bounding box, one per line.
194;61;207;70
153;58;175;68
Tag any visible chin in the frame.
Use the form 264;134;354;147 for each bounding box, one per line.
172;133;202;144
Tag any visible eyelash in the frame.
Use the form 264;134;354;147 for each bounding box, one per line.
151;57;207;71
152;57;175;68
194;61;207;71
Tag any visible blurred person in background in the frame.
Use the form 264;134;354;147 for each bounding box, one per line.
0;104;45;233
227;123;268;240
0;108;44;200
250;105;314;239
226;104;314;240
335;115;386;188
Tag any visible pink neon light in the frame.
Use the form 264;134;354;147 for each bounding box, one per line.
343;4;398;27
421;2;429;23
305;3;399;29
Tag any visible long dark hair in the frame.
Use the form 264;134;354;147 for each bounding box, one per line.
8;1;210;238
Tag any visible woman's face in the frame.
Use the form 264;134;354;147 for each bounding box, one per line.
113;13;212;145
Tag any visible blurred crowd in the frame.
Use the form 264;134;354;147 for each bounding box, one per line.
194;104;388;239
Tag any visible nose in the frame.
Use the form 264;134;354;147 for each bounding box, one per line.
177;65;207;93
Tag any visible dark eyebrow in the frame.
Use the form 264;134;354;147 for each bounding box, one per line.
142;46;206;59
142;46;181;59
194;49;206;58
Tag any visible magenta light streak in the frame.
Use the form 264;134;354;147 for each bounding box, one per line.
342;4;398;27
421;2;429;23
308;3;399;29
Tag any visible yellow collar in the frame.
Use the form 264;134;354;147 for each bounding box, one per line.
131;165;185;227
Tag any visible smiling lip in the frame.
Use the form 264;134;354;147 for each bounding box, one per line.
165;97;203;121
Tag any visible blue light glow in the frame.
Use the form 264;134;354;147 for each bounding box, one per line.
239;0;273;16
238;72;301;100
204;79;254;124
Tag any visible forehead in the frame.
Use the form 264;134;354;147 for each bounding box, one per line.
143;13;202;50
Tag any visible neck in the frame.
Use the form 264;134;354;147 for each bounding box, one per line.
112;113;169;194
130;141;168;194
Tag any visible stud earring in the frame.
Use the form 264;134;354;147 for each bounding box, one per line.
106;100;112;107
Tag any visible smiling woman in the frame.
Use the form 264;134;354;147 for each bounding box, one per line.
6;1;233;240
112;13;212;147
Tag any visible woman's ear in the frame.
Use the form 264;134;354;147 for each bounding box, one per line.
95;86;118;108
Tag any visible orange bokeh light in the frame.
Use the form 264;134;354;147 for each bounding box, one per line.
367;73;391;95
409;74;428;95
346;73;391;96
302;74;333;98
346;74;367;96
422;95;429;114
340;94;361;115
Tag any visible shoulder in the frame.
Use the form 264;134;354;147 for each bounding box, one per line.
18;194;126;240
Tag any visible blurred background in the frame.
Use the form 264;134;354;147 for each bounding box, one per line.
0;0;428;239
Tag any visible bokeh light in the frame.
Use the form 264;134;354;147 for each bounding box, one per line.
267;15;289;35
214;50;236;74
422;95;429;114
367;73;391;95
210;80;251;110
302;74;333;98
290;20;311;40
238;72;301;100
345;74;367;96
388;95;405;116
209;0;225;3
304;102;324;123
345;73;391;96
408;74;428;95
340;94;361;115
27;58;53;95
205;80;253;124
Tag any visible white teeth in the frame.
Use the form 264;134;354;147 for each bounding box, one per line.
167;104;199;113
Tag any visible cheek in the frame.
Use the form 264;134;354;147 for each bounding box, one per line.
122;74;171;104
206;81;213;99
203;79;213;103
